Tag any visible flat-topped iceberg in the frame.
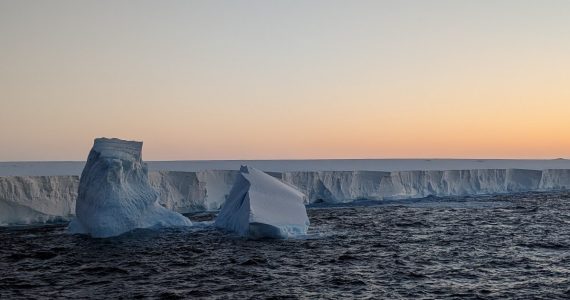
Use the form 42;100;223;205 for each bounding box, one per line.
68;138;191;238
215;166;309;239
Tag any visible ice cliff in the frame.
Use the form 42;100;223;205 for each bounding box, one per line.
278;171;390;203
215;166;309;238
68;138;191;238
0;176;78;225
538;169;570;190
148;170;238;212
2;167;570;226
376;169;544;200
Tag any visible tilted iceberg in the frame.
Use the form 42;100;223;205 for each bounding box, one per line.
68;138;191;238
215;166;309;239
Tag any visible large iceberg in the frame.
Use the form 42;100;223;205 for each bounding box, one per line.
215;166;309;239
68;138;191;238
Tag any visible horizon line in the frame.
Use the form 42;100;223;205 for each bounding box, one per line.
1;157;567;163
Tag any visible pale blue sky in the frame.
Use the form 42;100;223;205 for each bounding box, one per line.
1;1;569;160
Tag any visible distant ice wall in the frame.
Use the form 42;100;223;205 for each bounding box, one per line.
1;168;570;225
377;169;544;199
148;170;239;212
0;176;78;225
539;169;570;190
278;171;390;203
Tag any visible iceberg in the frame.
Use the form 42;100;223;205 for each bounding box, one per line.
215;166;309;239
68;138;191;238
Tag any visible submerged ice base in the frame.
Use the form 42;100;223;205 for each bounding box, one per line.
68;138;191;238
215;166;309;239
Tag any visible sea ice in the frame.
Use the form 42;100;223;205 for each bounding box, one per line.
215;166;309;239
68;138;191;238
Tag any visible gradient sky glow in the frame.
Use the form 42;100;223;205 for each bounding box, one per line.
1;0;569;161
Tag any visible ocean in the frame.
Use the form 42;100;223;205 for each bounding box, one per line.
1;192;569;299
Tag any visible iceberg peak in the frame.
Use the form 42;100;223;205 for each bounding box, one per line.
92;137;143;161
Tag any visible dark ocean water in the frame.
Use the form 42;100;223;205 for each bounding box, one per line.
1;192;570;299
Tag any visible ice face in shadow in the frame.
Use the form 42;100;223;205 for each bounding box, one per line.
148;170;239;212
215;166;309;239
68;138;191;238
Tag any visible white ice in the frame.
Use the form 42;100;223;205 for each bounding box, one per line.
68;138;191;238
215;166;309;239
3;160;570;225
0;175;78;225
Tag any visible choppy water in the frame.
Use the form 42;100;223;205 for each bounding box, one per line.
1;192;570;299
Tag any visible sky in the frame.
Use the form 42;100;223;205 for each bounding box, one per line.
1;0;569;161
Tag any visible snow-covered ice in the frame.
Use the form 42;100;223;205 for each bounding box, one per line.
149;170;239;212
215;166;309;239
2;158;570;226
68;138;191;238
0;175;78;225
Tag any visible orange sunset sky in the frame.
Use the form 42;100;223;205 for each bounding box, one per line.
1;0;569;161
